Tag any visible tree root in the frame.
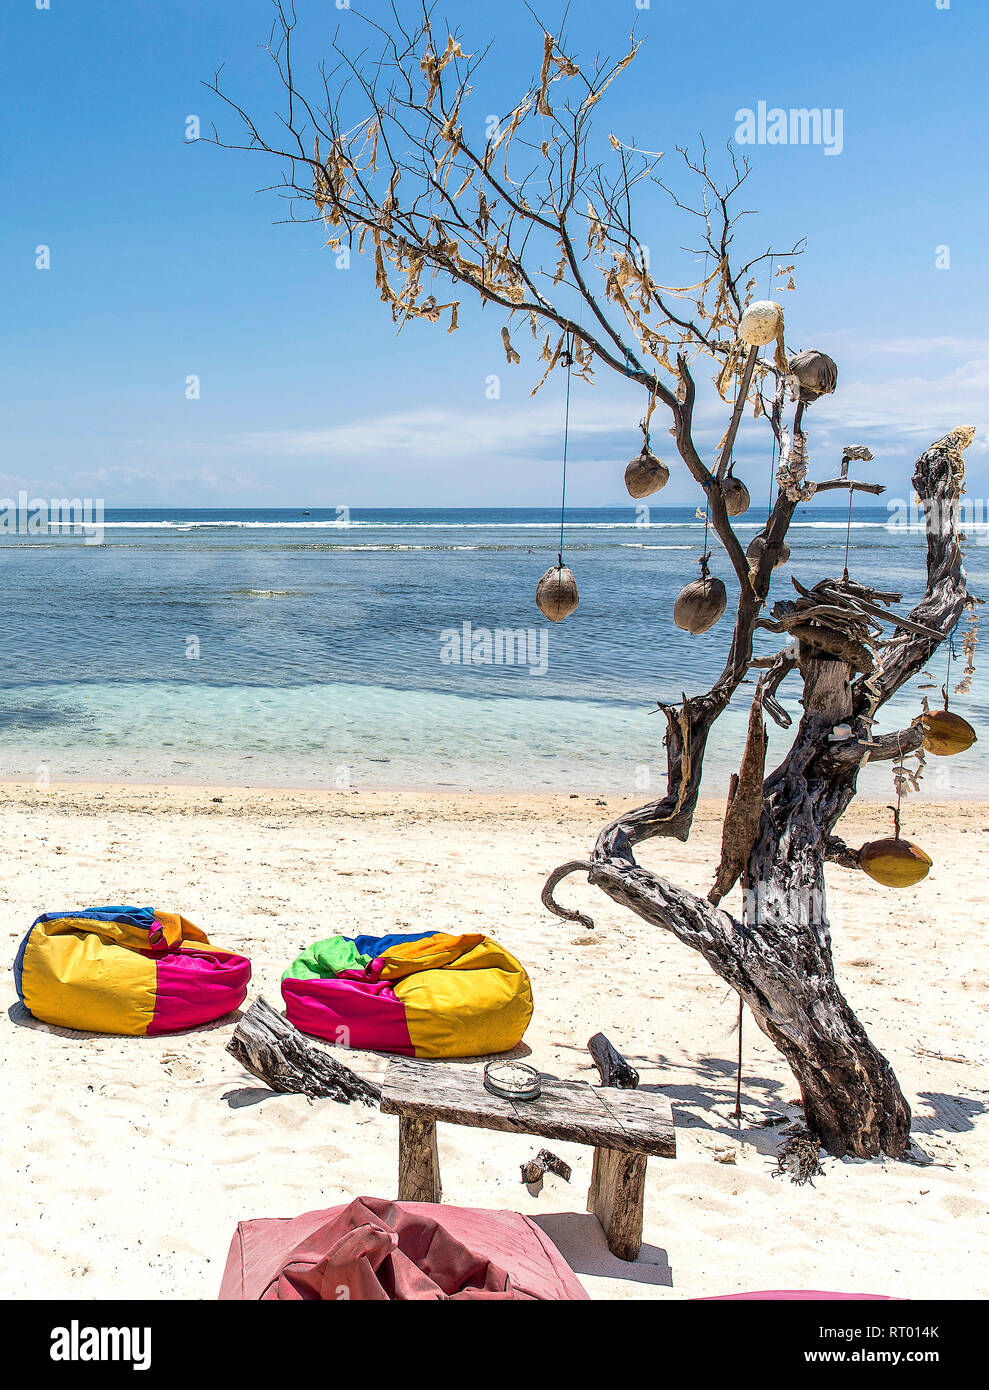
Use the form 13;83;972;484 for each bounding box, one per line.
774;1127;825;1186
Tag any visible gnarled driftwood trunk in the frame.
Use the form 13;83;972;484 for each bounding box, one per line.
546;429;974;1159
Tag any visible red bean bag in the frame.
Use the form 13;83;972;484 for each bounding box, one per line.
701;1290;893;1300
218;1197;587;1301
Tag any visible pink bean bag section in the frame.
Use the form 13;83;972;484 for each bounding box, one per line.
701;1290;893;1300
148;947;252;1034
219;1197;588;1301
281;973;414;1055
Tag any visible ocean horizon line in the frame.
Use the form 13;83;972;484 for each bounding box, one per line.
82;502;894;513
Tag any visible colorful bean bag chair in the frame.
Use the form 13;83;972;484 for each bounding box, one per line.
282;930;533;1058
219;1197;587;1301
14;906;251;1035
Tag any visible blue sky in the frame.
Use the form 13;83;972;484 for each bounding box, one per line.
2;0;986;507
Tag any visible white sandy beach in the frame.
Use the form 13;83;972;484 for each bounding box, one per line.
1;783;987;1301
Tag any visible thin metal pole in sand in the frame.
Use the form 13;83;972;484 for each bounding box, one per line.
732;870;749;1122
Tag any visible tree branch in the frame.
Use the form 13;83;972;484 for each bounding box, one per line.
856;427;976;710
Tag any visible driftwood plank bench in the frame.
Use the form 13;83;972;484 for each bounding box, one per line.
380;1058;676;1261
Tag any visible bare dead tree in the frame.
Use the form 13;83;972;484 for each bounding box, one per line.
210;1;978;1158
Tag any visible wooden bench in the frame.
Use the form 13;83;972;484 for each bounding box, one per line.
380;1058;676;1261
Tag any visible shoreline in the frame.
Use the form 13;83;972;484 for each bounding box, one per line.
3;777;988;804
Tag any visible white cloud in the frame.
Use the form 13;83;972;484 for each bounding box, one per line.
869;337;989;356
11;334;983;503
224;397;642;461
215;337;985;473
810;352;987;450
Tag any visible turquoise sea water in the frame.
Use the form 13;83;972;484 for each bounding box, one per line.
0;506;985;796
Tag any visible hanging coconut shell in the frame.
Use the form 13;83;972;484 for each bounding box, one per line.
921;708;977;756
738;299;784;347
624;447;670;499
674;572;728;635
858;837;932;888
745;534;791;573
536;562;579;622
723;475;751;518
789;349;838;404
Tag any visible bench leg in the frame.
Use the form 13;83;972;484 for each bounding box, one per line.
397;1114;442;1203
588;1146;646;1261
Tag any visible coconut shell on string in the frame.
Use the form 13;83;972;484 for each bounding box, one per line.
921;708;976;756
745;534;791;573
789;349;838;404
536;563;579;622
674;573;728;635
624;448;670;499
738;299;784;347
858;837;933;888
723;475;751;518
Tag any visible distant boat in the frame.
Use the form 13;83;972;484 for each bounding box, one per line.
302;510;311;516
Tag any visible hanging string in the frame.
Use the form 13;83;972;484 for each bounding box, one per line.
945;628;953;697
765;256;779;516
842;486;854;582
557;332;574;566
767;423;779;513
704;367;736;578
732;870;750;1121
698;492;712;584
943;617;961;706
892;730;905;839
733;995;744;1120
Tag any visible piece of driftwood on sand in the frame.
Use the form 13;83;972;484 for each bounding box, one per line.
520;1149;572;1186
227;995;381;1105
587;1032;640;1090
